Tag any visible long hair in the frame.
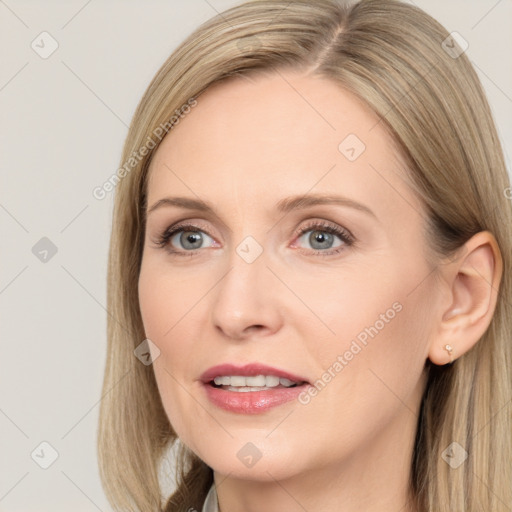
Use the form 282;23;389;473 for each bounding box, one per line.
97;1;512;510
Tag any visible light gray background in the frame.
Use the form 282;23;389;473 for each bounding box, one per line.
1;1;511;510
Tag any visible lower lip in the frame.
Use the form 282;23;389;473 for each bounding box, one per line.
203;383;309;414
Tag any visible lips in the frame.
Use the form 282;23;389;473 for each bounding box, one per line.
200;363;311;414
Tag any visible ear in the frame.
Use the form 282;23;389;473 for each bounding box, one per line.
428;231;503;365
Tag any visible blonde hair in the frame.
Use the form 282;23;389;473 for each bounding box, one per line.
97;0;512;510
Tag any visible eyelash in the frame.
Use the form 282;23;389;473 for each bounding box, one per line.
153;220;355;258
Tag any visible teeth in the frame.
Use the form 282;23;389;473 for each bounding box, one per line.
212;375;299;388
230;376;246;387
246;375;266;386
266;375;280;387
226;386;269;392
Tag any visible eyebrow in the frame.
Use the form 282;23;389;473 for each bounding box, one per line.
147;194;376;219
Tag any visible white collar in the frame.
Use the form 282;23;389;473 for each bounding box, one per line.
202;484;219;512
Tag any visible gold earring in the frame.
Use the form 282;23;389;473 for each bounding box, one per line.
444;344;454;364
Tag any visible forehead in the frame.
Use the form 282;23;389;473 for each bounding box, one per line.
146;70;420;220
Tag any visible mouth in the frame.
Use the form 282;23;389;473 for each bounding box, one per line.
200;363;311;414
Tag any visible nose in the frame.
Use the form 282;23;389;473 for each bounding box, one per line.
210;247;283;341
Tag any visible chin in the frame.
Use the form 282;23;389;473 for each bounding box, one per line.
191;436;305;481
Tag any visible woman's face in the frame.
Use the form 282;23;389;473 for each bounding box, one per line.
138;70;442;482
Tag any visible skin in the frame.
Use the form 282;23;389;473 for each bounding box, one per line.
138;70;502;512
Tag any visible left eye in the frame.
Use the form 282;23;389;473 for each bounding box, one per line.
296;228;345;251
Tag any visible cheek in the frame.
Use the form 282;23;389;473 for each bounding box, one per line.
138;261;205;438
292;253;432;401
138;261;199;340
278;269;430;467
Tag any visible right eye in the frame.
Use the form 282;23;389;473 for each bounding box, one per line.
155;223;217;256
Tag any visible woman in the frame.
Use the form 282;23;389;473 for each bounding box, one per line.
97;0;512;510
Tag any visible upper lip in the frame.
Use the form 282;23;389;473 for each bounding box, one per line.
200;363;309;384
